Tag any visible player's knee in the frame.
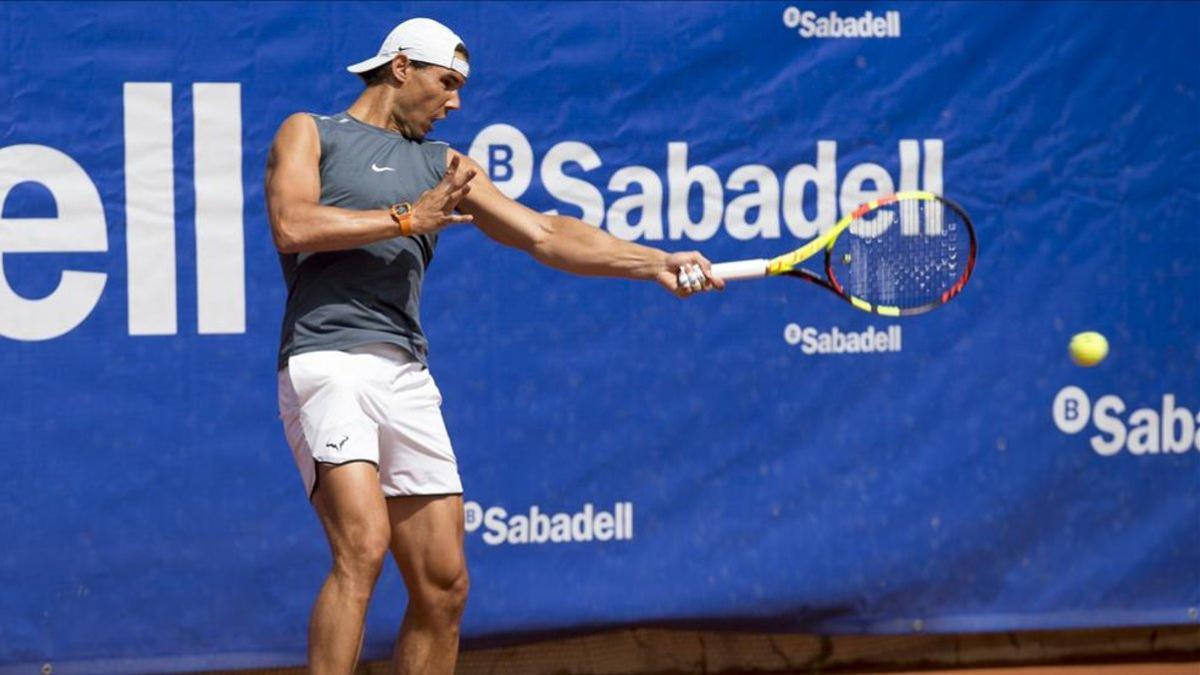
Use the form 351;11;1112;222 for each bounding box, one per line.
413;567;469;625
445;568;470;617
331;526;390;586
437;569;470;624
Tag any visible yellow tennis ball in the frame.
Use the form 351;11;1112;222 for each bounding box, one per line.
1069;331;1108;367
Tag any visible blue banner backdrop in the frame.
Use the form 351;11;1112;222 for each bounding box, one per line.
1;1;1198;672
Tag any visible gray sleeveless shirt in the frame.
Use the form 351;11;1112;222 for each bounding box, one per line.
277;112;448;369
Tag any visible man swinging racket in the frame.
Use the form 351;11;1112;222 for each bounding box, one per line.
265;17;722;675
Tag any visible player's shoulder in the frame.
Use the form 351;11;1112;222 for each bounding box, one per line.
278;111;351;133
269;113;325;157
274;111;319;135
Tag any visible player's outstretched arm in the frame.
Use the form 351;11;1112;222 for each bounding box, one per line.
450;149;723;296
265;114;475;253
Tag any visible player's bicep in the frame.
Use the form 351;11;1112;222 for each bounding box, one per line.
265;114;321;247
449;149;550;253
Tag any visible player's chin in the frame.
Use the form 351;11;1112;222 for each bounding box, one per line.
403;123;432;141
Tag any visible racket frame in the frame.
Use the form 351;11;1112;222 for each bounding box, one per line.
710;191;977;316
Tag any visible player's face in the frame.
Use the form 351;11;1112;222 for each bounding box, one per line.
396;57;466;140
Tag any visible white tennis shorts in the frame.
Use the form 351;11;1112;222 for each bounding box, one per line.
277;342;463;499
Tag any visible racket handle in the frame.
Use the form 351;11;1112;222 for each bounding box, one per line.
710;259;769;281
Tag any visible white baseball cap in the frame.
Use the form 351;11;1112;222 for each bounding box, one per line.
346;18;470;78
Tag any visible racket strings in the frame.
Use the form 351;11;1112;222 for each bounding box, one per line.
832;199;970;309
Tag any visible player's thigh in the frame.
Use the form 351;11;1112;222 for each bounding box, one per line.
278;349;384;500
313;462;392;565
368;344;463;498
386;495;467;593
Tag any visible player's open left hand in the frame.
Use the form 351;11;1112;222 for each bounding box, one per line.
660;251;725;298
411;154;477;235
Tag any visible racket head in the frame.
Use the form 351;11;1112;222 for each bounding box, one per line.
822;192;977;316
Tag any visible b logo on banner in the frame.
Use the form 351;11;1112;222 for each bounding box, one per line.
468;123;533;199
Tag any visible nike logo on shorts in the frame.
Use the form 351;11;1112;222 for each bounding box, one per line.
371;163;395;172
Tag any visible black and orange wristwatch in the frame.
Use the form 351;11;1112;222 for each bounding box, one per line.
389;202;414;236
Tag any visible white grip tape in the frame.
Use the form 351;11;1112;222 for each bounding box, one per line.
710;259;770;281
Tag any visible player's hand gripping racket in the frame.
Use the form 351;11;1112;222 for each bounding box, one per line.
708;191;977;316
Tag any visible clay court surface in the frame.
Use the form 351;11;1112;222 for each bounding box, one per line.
878;662;1195;667
218;660;1200;674
206;626;1200;674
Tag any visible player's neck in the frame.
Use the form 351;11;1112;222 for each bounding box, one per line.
347;87;412;136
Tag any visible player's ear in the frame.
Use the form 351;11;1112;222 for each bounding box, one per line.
390;54;410;84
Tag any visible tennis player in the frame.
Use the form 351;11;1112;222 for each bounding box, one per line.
265;17;721;675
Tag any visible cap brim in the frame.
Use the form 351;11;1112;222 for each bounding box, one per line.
346;54;393;74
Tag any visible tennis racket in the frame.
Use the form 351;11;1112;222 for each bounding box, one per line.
706;191;976;316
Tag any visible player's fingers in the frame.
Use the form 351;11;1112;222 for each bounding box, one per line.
671;270;685;296
443;187;472;212
693;255;724;290
451;168;477;189
676;265;703;297
427;213;473;233
677;267;699;293
433;174;471;205
442;154;461;183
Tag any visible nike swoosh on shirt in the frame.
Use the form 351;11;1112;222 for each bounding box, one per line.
371;163;395;172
